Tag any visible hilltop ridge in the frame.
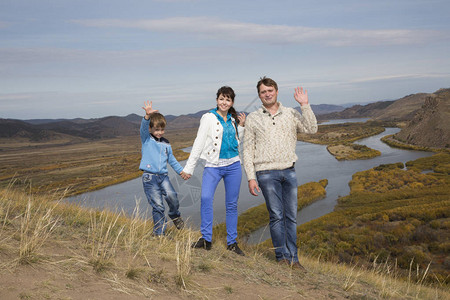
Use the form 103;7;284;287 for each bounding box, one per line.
394;88;450;148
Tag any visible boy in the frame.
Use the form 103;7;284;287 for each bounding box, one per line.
140;100;189;236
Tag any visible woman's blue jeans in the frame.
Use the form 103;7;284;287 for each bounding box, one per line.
142;172;181;235
200;161;242;245
256;166;299;263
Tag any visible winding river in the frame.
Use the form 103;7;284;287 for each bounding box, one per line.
66;120;434;243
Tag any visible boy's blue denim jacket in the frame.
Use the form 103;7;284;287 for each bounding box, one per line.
139;117;183;175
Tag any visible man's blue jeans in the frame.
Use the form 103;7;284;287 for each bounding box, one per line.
200;161;242;245
256;166;299;263
142;172;181;235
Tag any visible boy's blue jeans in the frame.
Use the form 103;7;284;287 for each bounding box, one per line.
200;161;242;245
142;172;181;235
256;166;299;263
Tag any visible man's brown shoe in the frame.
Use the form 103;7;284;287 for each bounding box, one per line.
277;259;290;266
291;261;307;272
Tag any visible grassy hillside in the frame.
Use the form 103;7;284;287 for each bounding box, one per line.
1;184;448;299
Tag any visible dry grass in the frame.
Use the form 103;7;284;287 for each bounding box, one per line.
0;184;448;299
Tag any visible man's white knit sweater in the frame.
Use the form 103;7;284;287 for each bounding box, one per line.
243;102;317;181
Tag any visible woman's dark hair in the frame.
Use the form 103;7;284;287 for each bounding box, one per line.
216;86;235;100
216;86;240;124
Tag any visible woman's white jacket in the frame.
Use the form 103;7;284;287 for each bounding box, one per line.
183;112;244;175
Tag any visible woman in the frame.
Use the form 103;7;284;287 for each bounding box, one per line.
183;86;246;255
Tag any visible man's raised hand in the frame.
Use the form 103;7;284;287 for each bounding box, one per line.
294;87;309;106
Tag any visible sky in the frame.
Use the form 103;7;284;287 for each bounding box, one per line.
1;0;449;120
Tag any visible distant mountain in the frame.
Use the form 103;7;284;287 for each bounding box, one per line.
317;90;439;122
339;99;394;108
165;109;210;130
5;90;448;143
317;100;396;120
394;88;450;148
0;119;78;141
308;104;345;115
123;113;142;124
36;116;140;139
372;93;430;121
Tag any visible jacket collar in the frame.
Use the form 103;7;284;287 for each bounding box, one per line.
210;109;233;123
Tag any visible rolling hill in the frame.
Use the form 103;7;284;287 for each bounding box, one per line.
394;88;450;148
317;92;434;121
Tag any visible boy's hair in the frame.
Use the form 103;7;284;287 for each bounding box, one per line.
149;112;167;129
257;76;278;93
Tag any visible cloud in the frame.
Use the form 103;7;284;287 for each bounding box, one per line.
0;21;10;29
0;46;251;67
347;73;450;84
72;17;446;46
0;93;34;101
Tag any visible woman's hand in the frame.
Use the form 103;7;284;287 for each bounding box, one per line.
238;112;246;127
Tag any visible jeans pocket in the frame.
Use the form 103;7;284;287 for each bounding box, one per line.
143;173;153;182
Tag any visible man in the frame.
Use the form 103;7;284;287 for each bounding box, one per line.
243;77;317;269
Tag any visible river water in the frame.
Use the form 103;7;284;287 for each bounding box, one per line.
65;120;433;243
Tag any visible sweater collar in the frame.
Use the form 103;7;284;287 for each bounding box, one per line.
261;102;284;116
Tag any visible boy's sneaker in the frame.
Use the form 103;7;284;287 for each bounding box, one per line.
226;242;245;256
172;217;184;230
191;237;212;250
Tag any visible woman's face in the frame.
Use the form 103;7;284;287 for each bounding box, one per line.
216;94;233;115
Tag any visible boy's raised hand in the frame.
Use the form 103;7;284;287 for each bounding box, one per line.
142;100;159;116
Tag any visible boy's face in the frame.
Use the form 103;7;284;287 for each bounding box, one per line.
150;127;165;139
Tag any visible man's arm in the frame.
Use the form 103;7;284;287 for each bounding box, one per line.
242;115;261;196
293;87;318;134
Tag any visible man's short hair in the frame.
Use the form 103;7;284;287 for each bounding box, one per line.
149;112;167;129
257;76;278;93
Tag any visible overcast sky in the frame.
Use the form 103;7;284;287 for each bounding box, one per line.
1;0;449;119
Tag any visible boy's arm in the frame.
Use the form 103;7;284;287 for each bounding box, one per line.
140;118;150;144
167;145;184;174
140;100;159;143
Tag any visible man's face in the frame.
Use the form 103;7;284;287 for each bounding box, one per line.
258;84;278;107
150;127;165;139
